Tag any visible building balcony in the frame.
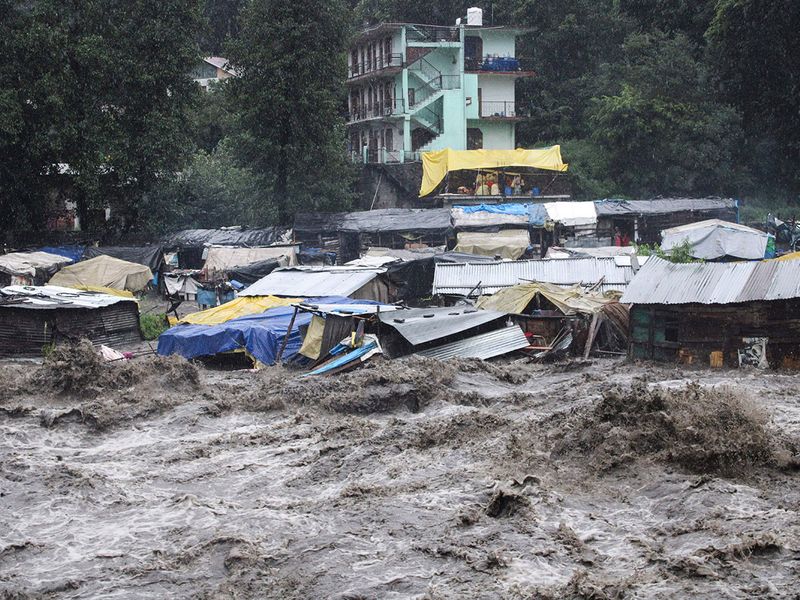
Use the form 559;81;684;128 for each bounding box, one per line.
465;55;535;76
347;99;405;124
347;54;403;81
405;25;460;44
349;149;421;164
478;100;525;120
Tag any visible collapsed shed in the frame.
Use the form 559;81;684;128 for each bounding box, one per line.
0;286;142;356
621;256;800;368
0;252;73;286
377;306;528;359
433;256;640;298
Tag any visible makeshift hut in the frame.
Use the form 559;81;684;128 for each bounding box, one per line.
294;208;453;264
660;219;773;260
477;281;629;357
0;286;142;356
49;255;153;292
201;245;299;278
433;256;641;299
621;256;800;368
0;251;73;286
452;229;532;260
161;227;291;269
240;266;394;303
594;198;738;246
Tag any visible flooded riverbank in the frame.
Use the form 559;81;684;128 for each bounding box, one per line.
1;351;799;598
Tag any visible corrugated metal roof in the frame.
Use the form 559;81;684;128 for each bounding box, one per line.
416;325;529;360
0;286;135;310
594;198;737;216
619;256;800;305
433;257;636;296
240;268;383;298
378;306;507;346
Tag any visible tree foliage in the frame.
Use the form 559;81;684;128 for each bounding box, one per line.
0;0;202;232
225;0;356;224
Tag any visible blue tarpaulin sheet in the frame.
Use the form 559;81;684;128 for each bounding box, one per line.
157;297;382;365
454;203;547;226
302;340;379;377
38;246;85;263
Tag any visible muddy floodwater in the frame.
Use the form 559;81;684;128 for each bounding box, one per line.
1;346;799;599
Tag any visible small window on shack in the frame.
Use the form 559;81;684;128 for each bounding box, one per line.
664;317;679;343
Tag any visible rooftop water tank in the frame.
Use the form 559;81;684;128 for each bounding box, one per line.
467;7;483;26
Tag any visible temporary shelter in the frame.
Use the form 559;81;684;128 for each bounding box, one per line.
202;245;298;274
420;147;569;197
0;251;72;286
660;219;772;260
49;255;153;292
0;285;141;356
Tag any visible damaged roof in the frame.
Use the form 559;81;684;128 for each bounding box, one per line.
378;306;507;346
0;285;136;309
416;325;530;360
620;256;800;305
240;266;385;298
433;257;637;296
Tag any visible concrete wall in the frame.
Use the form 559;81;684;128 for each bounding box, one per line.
471;30;516;57
468;120;514;149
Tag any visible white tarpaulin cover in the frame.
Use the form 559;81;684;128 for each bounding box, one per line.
202;245;298;272
543;201;598;226
0;251;72;277
660;219;769;260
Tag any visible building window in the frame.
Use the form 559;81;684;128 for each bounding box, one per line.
467;128;483;150
385;128;393;150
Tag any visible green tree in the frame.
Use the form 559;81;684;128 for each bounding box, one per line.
588;32;744;197
226;0;355;224
0;0;202;233
200;0;246;54
707;0;800;192
141;141;269;235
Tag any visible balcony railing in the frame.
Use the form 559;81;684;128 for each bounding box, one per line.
348;53;403;79
349;149;421;164
479;100;523;119
348;99;405;123
405;25;459;43
465;55;535;73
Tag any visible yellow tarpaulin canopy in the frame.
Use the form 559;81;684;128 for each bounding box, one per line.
420;146;569;197
177;295;301;326
774;251;800;262
476;282;614;315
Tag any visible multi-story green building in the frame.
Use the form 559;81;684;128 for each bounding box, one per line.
347;9;532;164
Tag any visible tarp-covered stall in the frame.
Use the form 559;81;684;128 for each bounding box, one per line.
158;297;382;366
420;146;569;197
202;245;299;275
0;286;142;356
451;203;548;229
161;227;292;269
0;252;73;286
660;219;772;260
49;256;154;292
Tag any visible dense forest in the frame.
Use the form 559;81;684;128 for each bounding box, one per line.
1;0;798;234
